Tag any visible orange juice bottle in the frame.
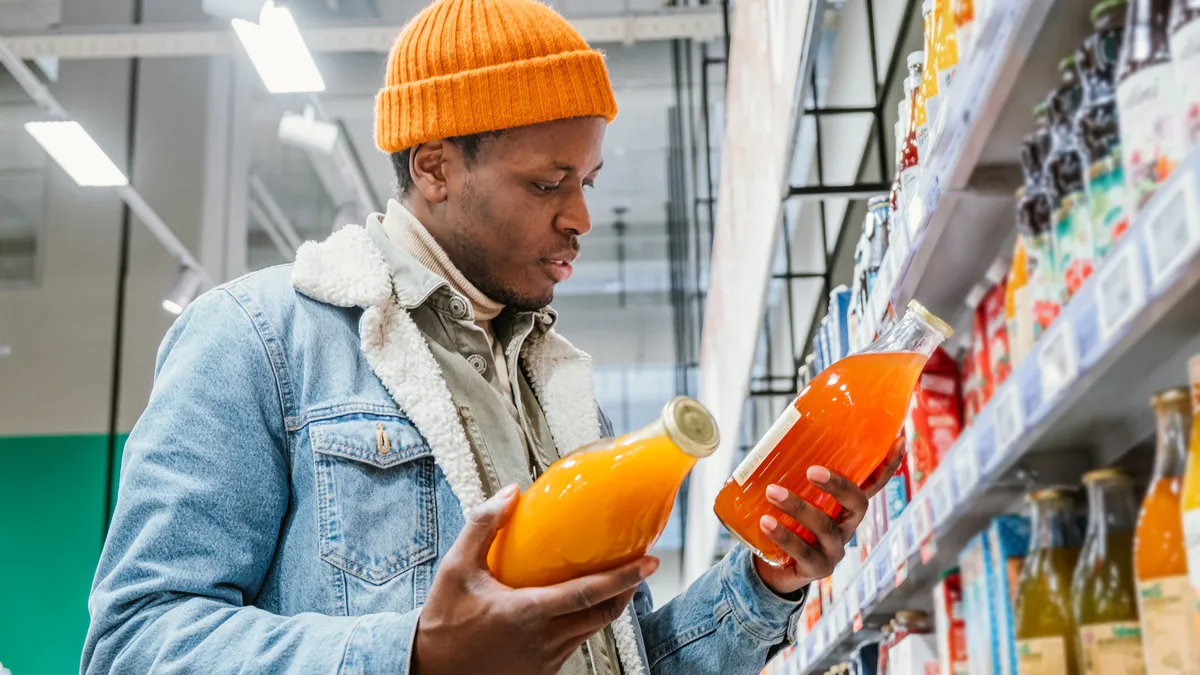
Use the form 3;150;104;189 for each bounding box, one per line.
1184;356;1200;646
714;301;952;565
920;1;940;155
488;397;718;588
1135;388;1200;674
934;0;960;96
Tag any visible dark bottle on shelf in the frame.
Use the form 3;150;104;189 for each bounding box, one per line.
1018;185;1061;337
1021;103;1053;190
1169;0;1200;146
1077;0;1128;166
1047;55;1088;201
1116;0;1185;215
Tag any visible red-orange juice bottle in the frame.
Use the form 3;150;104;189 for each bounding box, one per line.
489;397;718;588
714;301;952;565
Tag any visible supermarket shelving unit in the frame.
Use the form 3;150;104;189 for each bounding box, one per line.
789;0;1200;671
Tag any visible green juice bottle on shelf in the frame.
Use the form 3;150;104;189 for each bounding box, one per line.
1072;468;1146;675
1015;488;1084;675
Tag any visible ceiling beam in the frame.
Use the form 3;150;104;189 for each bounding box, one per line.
2;7;724;60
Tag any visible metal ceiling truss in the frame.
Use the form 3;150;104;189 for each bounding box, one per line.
748;0;922;405
1;6;724;60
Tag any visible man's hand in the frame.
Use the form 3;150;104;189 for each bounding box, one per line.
753;437;906;596
412;484;659;675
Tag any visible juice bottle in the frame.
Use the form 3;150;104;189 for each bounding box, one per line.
953;0;975;64
1072;469;1146;675
901;53;925;241
1169;0;1200;148
488;396;718;587
715;301;952;565
933;0;960;95
1117;0;1184;215
1135;388;1200;674
1015;488;1084;675
1184;356;1200;649
919;2;940;155
1078;0;1127;167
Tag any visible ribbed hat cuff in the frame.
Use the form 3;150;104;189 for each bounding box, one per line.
375;49;618;153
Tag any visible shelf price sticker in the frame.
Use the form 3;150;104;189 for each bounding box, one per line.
1095;240;1146;343
912;497;937;563
929;471;955;527
953;434;980;498
861;559;879;605
1038;322;1078;404
993;384;1025;457
1144;176;1200;291
891;522;910;587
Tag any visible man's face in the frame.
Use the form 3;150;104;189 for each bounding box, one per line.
434;117;606;311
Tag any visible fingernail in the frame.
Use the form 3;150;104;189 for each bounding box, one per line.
761;515;778;532
500;484;519;499
640;557;660;578
765;485;789;502
808;466;831;484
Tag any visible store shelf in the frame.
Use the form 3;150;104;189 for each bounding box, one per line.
795;136;1200;675
867;0;1056;329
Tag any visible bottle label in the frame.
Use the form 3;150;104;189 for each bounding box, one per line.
1026;231;1061;336
940;64;957;94
733;404;801;486
1170;20;1200;148
1116;63;1185;216
927;93;942;136
1078;621;1145;675
1186;509;1200;591
1015;636;1071;675
1054;195;1095;299
901;167;922;239
1137;576;1200;674
1087;159;1129;261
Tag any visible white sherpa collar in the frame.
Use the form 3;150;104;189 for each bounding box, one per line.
291;225;644;675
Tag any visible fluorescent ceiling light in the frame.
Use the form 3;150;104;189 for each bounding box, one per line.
278;105;340;154
24;121;128;187
232;2;325;94
162;268;205;315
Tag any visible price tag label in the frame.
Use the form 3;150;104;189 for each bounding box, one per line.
953;434;980;498
891;525;909;587
1095;241;1146;343
1038;322;1078;403
930;471;955;526
992;384;1025;456
910;497;937;563
861;561;878;605
1144;178;1200;290
853;610;864;633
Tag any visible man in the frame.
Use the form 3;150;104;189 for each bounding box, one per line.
82;0;903;673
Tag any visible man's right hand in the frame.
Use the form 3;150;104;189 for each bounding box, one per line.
412;484;659;675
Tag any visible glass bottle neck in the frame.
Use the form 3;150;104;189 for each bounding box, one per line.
1152;401;1191;481
1085;480;1138;535
1030;499;1082;550
863;309;946;358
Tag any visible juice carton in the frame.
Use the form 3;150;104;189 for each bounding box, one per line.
970;300;993;406
934;570;969;675
960;532;996;675
905;347;963;492
890;633;940;675
829;285;853;361
961;346;979;426
981;278;1011;387
986;516;1031;675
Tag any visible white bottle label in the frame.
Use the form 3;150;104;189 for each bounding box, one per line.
733;404;801;486
1171;20;1200;147
1186;508;1200;591
1116;63;1185;216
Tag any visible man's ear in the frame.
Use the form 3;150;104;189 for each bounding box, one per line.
410;140;451;204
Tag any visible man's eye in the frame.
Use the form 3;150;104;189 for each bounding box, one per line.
533;183;560;193
583;180;596;190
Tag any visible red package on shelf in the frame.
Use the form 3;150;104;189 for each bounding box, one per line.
961;347;979;426
971;300;993;406
905;347;963;492
981;276;1012;387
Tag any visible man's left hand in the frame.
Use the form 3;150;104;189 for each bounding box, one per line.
752;437;906;596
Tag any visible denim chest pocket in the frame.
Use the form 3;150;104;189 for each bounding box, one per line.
311;414;437;584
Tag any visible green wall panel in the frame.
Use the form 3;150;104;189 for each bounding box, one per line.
0;434;126;675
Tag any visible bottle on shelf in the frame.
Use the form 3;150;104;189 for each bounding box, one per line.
1135;388;1200;674
1072;468;1146;675
714;301;952;565
1184;356;1200;648
933;0;960;96
1169;0;1200;147
1018;182;1060;341
1015;488;1084;675
901;52;925;240
1078;0;1128;167
1116;0;1184;216
919;2;939;158
1047;54;1094;300
488;397;718;588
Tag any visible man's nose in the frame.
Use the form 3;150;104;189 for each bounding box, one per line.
557;190;592;237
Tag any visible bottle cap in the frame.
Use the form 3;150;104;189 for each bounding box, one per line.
922;0;933;13
1081;467;1130;484
1151;388;1189;407
895;610;929;621
1091;0;1128;24
662;397;720;459
1032;101;1048;120
1027;487;1072;502
1059;54;1077;72
907;51;926;68
907;300;953;338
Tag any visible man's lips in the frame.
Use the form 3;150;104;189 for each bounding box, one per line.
542;257;575;282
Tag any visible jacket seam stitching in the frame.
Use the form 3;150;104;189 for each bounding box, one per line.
337;615;369;674
720;572;782;643
220;287;295;438
647;619;718;667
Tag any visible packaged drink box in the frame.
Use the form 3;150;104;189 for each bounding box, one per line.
934;570;969;675
961;347;979;427
905;347;963;492
853;641;880;675
981;278;1011;387
820;574;834;612
873;489;891;540
829;285;853;362
885;461;911;523
959;532;996;675
803;579;823;633
970;301;993;406
986;515;1031;675
890;633;940;675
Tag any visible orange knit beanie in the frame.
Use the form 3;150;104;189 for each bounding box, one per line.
375;0;619;153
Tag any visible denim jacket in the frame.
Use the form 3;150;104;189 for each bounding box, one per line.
82;224;805;674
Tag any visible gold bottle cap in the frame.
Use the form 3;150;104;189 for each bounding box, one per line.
895;610;929;621
1082;467;1130;484
1027;487;1072;503
1152;387;1189;407
662;397;720;459
908;300;954;339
